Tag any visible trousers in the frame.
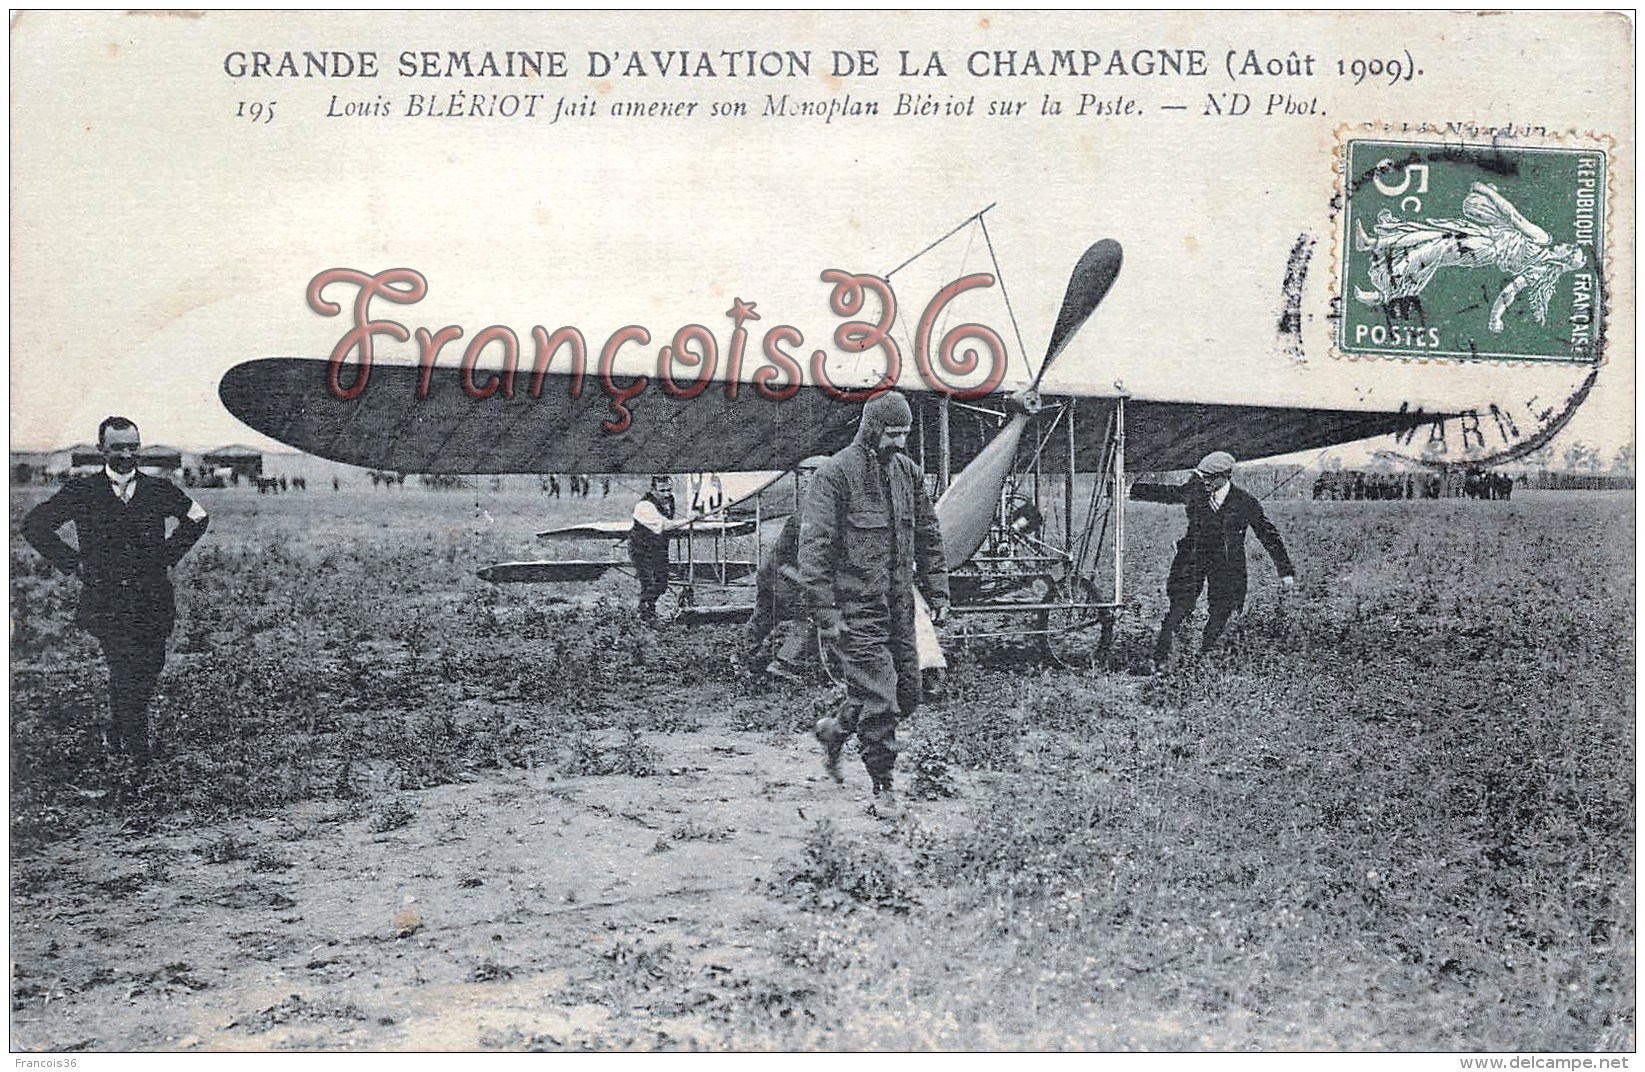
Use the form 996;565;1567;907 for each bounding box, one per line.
748;618;813;673
99;632;166;765
832;606;920;786
1154;570;1238;661
631;551;669;618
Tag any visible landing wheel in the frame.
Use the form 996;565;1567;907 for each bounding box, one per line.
1036;577;1108;669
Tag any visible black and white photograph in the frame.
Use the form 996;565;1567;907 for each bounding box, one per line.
8;9;1634;1055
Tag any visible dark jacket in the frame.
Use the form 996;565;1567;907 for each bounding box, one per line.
1131;475;1293;607
628;491;674;572
22;471;209;638
800;442;949;629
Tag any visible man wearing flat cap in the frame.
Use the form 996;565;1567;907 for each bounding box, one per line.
1130;450;1295;668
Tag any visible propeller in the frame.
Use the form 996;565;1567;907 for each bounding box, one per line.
934;239;1124;570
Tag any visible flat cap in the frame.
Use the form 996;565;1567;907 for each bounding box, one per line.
1195;451;1236;476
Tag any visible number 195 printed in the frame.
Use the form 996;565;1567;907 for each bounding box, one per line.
236;100;276;124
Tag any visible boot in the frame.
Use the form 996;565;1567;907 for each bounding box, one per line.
813;717;847;784
870;781;901;820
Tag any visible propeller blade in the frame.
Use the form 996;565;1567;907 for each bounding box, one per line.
1034;238;1124;390
935;412;1030;569
933;239;1124;569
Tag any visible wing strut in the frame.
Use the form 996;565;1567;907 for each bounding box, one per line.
885;202;997;278
977;212;1031;390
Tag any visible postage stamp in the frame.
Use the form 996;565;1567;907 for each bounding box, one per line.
1334;130;1609;364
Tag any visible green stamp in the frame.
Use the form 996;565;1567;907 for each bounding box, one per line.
1337;138;1605;364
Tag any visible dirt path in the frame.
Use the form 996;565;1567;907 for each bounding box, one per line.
10;720;959;1052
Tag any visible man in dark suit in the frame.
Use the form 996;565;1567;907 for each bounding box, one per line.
23;416;210;770
1130;450;1295;668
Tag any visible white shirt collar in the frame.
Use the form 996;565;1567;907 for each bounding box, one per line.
1209;481;1231;509
105;465;136;500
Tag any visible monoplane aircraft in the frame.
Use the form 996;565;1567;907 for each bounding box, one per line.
221;208;1473;664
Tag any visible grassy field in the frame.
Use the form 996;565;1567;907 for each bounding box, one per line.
7;484;1634;1051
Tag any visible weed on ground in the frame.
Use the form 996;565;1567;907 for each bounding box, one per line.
8;488;1633;1050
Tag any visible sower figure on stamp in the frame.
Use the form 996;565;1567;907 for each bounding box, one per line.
743;455;829;686
1130;451;1294;670
22;417;210;776
800;391;949;819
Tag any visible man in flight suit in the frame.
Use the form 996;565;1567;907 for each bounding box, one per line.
23;416;210;774
1130;450;1295;669
800;391;949;818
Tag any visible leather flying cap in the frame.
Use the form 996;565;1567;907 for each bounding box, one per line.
856;390;915;445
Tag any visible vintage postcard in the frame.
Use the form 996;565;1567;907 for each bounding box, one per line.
8;10;1634;1056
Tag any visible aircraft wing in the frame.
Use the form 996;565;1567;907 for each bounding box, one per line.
537;520;633;540
686;518;759;537
692;471;786;514
220;358;861;474
1113;399;1435;474
477;560;616;584
222;357;1430;475
478;557;759;584
726;470;809;523
536;518;758;541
